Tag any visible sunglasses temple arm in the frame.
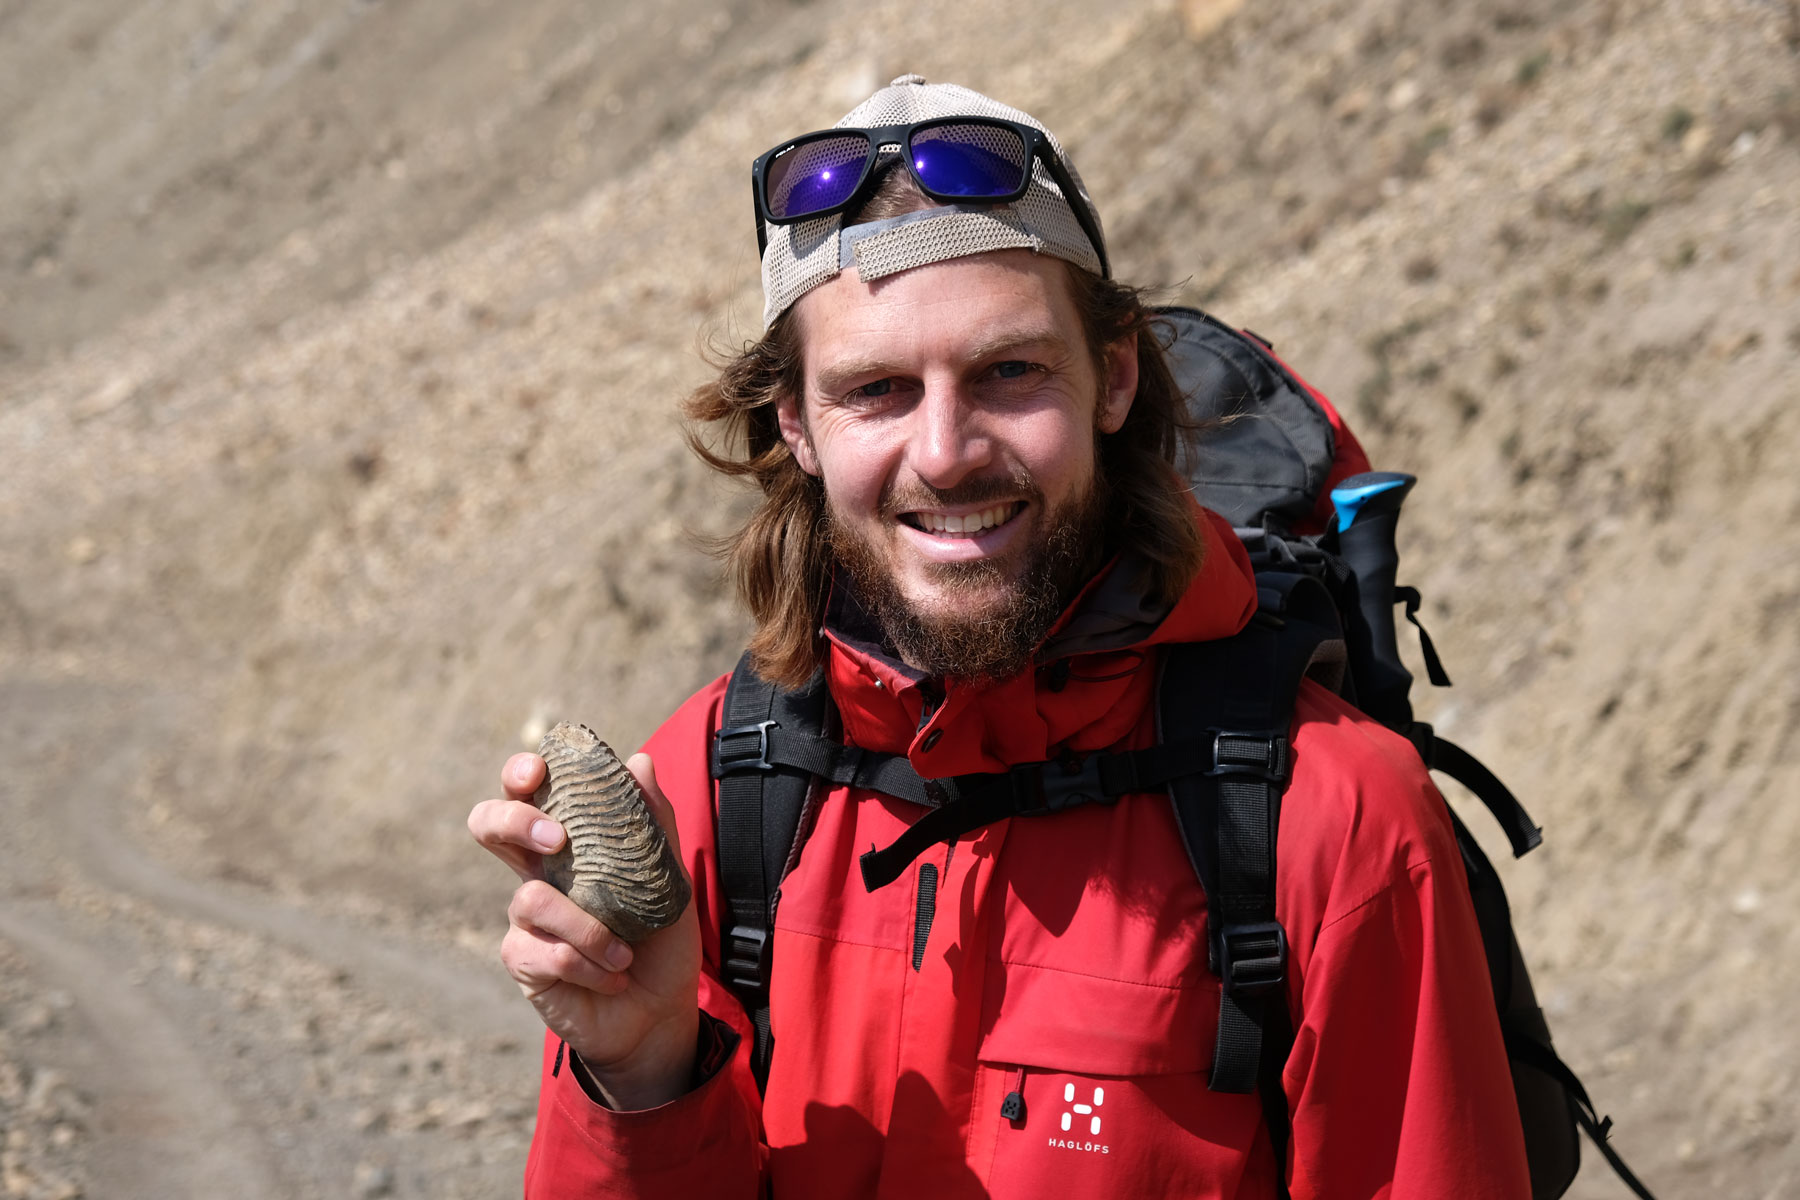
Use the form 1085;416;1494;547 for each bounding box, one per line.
752;172;769;257
1040;151;1110;278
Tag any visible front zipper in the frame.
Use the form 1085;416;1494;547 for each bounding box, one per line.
911;862;939;971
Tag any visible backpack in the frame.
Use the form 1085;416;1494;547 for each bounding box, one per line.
708;307;1656;1200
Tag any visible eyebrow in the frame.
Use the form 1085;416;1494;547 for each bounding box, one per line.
812;327;1071;396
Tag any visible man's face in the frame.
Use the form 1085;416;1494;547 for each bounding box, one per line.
777;249;1137;677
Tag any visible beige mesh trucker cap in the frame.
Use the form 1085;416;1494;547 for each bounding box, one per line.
759;75;1107;328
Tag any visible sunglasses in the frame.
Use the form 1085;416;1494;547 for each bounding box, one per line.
751;116;1111;277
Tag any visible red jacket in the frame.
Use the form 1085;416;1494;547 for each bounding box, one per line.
523;509;1531;1198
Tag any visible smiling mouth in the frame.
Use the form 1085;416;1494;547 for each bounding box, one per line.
898;501;1027;536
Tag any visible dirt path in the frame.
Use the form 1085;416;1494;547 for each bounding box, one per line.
0;903;283;1199
0;676;543;1198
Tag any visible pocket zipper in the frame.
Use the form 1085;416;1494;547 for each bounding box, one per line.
1000;1067;1028;1126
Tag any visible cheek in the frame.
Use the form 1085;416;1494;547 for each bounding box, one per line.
816;445;888;520
1021;416;1101;497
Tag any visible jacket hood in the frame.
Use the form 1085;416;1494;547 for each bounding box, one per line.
822;504;1258;777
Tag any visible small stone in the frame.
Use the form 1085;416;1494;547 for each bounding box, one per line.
1332;88;1372;122
25;1068;70;1116
64;538;99;566
1731;888;1762;915
351;1162;394;1198
1181;0;1246;41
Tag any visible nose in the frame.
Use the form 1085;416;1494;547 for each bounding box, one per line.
904;377;992;490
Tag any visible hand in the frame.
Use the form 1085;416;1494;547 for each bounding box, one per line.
468;751;701;1109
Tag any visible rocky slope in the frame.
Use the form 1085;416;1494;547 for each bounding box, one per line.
1;0;1795;1194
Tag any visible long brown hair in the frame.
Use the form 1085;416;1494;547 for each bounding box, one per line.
686;179;1205;688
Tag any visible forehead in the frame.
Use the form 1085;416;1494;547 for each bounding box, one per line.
793;249;1086;376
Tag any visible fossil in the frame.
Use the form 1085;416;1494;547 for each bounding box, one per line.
532;722;690;943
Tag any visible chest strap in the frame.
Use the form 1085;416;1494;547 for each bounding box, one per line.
716;722;1289;893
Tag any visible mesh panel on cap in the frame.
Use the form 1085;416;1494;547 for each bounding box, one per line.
758;77;1107;327
762;215;842;324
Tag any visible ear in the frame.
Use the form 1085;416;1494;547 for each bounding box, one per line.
776;390;821;476
1096;331;1138;435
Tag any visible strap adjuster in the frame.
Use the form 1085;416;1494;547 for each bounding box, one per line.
1206;732;1292;785
714;720;777;774
1007;754;1110;814
722;923;772;993
1217;920;1288;995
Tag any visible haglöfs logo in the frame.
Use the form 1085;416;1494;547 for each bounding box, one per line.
1047;1084;1109;1154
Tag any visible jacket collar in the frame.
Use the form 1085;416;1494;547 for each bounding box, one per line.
821;505;1257;777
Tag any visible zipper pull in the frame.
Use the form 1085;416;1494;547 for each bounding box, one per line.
1000;1068;1027;1125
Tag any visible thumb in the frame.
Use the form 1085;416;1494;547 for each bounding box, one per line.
626;753;686;869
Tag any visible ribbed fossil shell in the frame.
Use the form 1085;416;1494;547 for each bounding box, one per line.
532;722;691;943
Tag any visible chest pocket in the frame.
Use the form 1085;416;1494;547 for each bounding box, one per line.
975;962;1278;1197
971;803;1280;1198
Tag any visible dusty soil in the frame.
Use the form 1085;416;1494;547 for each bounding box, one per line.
1;0;1795;1195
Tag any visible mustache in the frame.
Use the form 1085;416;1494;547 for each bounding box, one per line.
878;469;1041;519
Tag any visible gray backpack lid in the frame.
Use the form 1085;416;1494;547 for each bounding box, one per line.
1157;307;1338;534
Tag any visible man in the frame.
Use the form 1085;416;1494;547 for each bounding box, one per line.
470;76;1531;1198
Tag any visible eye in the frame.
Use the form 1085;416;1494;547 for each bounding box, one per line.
855;378;894;398
992;360;1033;380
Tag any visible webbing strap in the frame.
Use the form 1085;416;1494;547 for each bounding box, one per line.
715;724;939;807
1506;1031;1659;1200
855;742;1225;891
713;654;828;1093
1394;586;1452;687
1201;733;1291;1094
715;668;778;1090
1156;578;1334;1137
1427;734;1544;858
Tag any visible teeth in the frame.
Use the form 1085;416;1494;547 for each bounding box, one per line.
914;504;1016;534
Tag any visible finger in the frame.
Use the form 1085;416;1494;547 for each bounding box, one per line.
468;798;564;883
509;880;635;973
501;924;628;998
502;752;547;802
626;753;685;867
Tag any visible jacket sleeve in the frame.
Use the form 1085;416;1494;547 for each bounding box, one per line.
1281;837;1533;1199
522;675;770;1199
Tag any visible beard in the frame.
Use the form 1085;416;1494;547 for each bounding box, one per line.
825;463;1112;684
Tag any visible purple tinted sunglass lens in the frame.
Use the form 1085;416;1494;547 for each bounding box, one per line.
765;134;871;220
907;124;1029;198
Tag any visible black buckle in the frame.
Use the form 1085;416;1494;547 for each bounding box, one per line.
1009;754;1108;814
722;923;772;993
1217;920;1288;995
1206;732;1292;785
714;720;777;774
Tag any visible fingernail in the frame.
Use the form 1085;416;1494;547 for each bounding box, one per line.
530;820;563;851
604;941;633;971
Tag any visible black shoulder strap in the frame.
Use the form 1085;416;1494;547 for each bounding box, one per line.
712;651;830;1092
1161;573;1343;1195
